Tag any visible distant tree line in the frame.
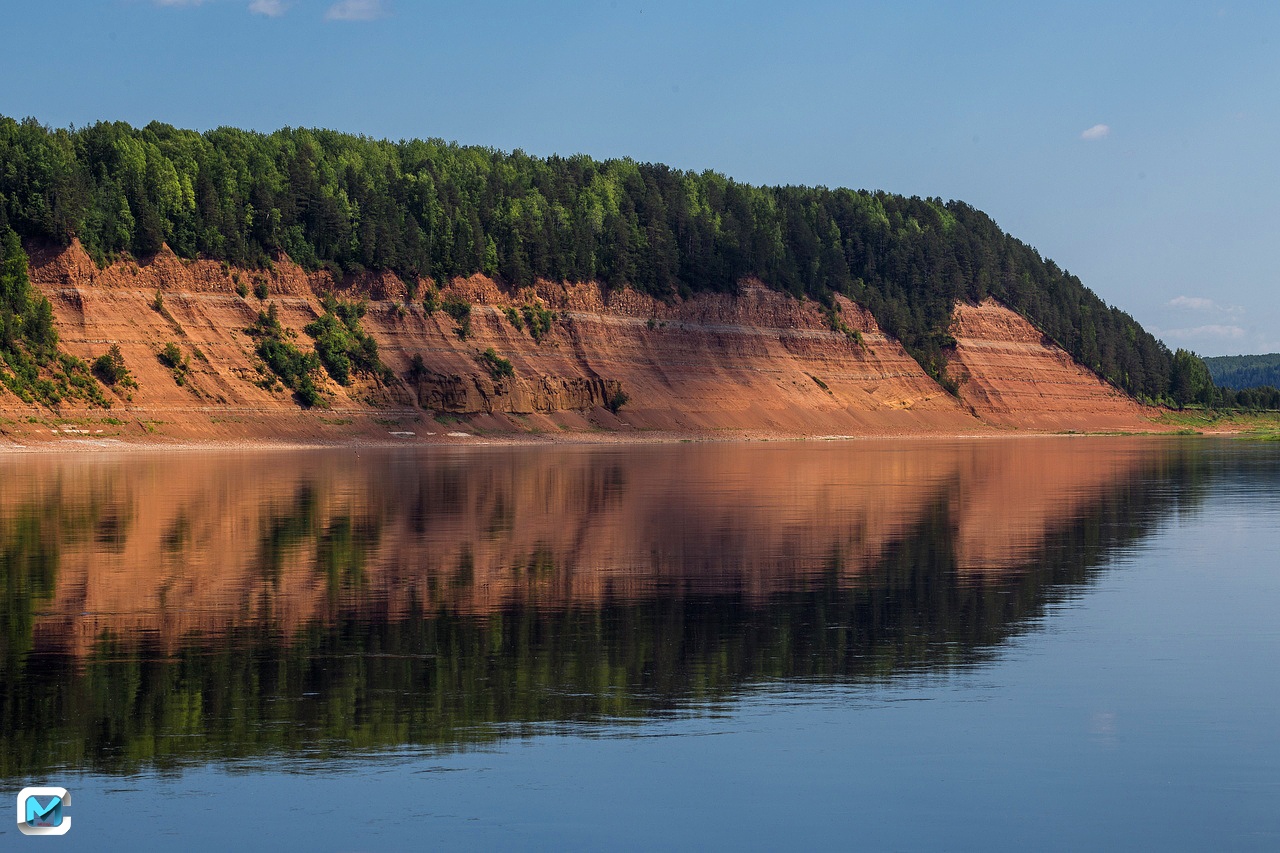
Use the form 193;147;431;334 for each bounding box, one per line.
1214;385;1280;411
1191;354;1280;411
0;113;1221;404
1203;354;1280;391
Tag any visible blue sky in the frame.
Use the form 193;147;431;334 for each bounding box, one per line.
3;1;1277;355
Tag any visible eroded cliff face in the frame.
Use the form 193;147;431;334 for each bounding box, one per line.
0;242;1160;443
946;298;1158;431
416;372;623;415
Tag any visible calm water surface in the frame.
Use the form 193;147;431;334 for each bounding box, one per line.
1;437;1277;850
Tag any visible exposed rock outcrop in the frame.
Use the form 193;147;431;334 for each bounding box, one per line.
946;298;1157;431
0;242;1164;444
415;371;623;415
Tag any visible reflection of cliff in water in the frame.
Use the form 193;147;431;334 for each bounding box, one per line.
0;439;1235;778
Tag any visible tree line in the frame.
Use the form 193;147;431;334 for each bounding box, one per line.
0;113;1237;406
1176;354;1280;411
1204;354;1280;391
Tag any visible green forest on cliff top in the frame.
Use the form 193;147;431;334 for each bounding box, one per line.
0;114;1256;409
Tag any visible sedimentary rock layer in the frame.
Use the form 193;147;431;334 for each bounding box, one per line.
946;298;1157;431
0;242;1160;443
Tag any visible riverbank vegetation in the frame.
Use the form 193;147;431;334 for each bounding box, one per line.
0;227;108;407
305;295;390;386
245;303;323;407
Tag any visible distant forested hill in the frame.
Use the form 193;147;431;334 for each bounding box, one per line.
1203;354;1280;390
0;114;1197;403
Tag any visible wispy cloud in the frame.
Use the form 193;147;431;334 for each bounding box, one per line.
1162;324;1247;340
325;0;387;20
1080;123;1110;141
1168;295;1244;315
249;0;289;16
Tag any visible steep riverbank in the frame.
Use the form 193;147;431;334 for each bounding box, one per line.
0;241;1166;446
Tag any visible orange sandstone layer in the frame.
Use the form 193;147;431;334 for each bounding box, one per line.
946;298;1159;431
0;242;1162;444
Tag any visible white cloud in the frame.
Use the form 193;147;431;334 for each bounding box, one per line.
1169;296;1216;310
250;0;289;16
1080;124;1111;141
325;0;387;20
1162;324;1246;340
1167;295;1244;315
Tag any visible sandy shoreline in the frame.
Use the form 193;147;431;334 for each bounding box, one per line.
0;423;1218;454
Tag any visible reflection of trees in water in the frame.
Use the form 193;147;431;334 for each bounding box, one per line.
254;483;384;593
256;484;319;582
0;441;1250;780
0;477;113;672
0;505;64;671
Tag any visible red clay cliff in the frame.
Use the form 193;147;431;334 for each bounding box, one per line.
0;241;1164;445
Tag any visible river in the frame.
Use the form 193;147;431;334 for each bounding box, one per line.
2;437;1277;850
